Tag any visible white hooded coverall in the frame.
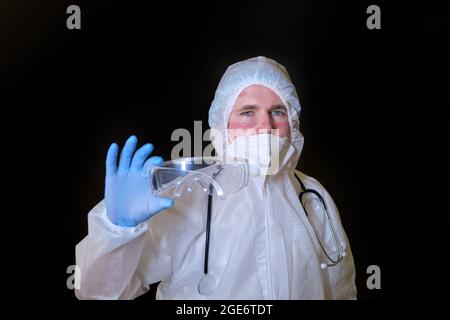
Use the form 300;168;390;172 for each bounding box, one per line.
75;56;357;300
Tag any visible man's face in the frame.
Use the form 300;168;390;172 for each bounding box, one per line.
227;84;290;139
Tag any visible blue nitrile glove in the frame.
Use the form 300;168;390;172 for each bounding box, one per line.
105;135;174;227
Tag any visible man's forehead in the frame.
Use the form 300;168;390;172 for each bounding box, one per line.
234;104;286;111
236;85;283;102
237;84;279;96
237;89;247;98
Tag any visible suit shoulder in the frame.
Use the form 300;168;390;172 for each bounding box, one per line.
294;169;327;192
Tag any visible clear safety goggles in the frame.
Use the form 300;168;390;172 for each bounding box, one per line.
147;157;249;200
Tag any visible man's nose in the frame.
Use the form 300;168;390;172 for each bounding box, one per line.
255;113;274;134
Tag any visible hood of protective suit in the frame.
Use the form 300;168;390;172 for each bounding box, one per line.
208;56;304;175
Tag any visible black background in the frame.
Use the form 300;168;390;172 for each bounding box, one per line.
3;0;449;302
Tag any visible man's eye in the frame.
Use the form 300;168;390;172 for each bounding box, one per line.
240;111;254;117
272;110;286;117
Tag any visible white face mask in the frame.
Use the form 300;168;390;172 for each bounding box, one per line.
224;133;293;176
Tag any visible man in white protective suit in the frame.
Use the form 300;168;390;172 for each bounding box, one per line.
75;56;357;300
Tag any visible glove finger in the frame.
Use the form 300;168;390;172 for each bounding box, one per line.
131;143;154;170
150;196;174;215
118;135;138;173
106;143;119;176
143;155;164;174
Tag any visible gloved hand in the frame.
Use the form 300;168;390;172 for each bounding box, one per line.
105;135;174;227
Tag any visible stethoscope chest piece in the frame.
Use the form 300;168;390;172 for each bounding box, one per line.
198;273;216;296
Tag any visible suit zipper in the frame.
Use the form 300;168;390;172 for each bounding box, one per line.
263;181;274;299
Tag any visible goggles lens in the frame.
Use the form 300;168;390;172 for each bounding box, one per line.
148;157;248;199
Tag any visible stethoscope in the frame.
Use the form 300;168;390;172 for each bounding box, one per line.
197;172;346;296
294;174;346;269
